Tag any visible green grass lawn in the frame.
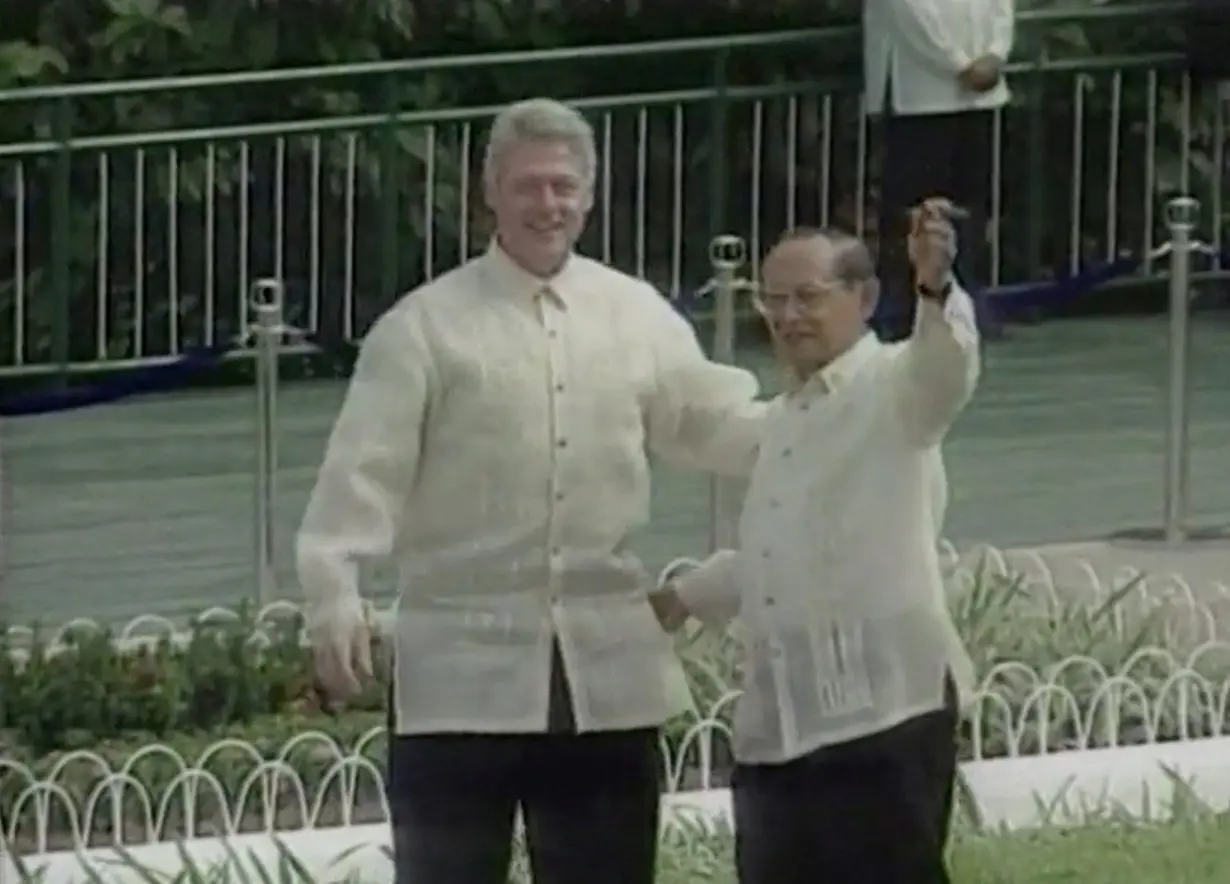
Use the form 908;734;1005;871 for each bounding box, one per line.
21;811;1230;884
950;819;1230;882
634;815;1230;884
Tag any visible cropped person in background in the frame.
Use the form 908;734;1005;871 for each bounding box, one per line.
296;98;766;884
652;201;979;884
1187;0;1230;84
865;0;1016;340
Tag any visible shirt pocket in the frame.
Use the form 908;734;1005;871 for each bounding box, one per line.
395;604;541;723
554;595;682;722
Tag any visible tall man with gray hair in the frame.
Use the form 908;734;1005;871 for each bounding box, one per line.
296;98;766;884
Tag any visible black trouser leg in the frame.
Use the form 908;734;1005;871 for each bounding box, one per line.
388;733;520;884
732;679;959;884
386;642;660;884
522;727;661;884
876;109;995;341
524;641;660;884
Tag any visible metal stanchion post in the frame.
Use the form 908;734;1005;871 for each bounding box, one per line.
1162;197;1198;544
251;279;284;605
707;235;748;552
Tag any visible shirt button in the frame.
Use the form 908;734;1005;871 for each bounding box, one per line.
555;382;565;393
765;597;776;606
781;448;792;458
761;549;770;559
554;491;565;501
768;499;780;509
548;330;558;339
557;438;568;449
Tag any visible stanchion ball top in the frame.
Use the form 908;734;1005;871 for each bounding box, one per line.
709;235;747;270
1165;196;1200;230
249;279;284;310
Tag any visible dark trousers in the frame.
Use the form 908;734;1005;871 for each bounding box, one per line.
732;681;959;884
875;109;996;341
387;644;660;884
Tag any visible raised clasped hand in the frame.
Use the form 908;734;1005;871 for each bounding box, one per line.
907;197;964;291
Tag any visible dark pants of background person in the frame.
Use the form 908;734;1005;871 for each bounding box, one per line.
732;676;959;884
387;643;660;884
875;108;998;342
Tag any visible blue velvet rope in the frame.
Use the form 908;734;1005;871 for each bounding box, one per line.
0;253;1202;419
980;256;1145;316
0;343;234;418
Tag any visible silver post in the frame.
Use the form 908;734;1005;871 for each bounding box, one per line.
251;279;283;605
707;235;747;552
1162;197;1198;545
710;235;744;364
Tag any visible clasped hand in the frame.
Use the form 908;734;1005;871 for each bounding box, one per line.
907;197;963;291
649;582;690;633
958;55;1001;94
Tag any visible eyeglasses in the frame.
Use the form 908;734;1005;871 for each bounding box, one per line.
752;282;852;315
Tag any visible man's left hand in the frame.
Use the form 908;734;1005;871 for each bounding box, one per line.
649;583;690;633
908;198;964;293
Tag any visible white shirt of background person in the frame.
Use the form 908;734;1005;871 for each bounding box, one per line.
296;97;769;735
654;207;980;764
864;0;1015;116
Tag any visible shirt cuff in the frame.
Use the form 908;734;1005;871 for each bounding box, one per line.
915;284;977;336
917;281;953;305
672;550;741;627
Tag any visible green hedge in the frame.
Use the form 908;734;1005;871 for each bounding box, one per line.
2;566;1224;761
0;611;387;756
3;565;1225;760
2;564;1228;851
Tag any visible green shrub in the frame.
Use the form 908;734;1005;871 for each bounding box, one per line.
3;565;1226;763
0;606;390;756
2;561;1228;853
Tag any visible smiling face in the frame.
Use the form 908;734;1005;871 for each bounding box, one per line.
485;137;593;278
757;233;879;379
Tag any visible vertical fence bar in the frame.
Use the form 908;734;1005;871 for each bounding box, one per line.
706;47;733;554
708;236;747;552
379;75;401;306
709;237;743;367
1024;54;1048;280
50;98;74;385
1162;196;1198;544
251;279;283;605
707;47;730;239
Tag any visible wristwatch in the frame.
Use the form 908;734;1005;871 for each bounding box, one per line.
916;280;954;303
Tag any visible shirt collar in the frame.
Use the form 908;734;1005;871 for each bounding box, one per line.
483;240;578;308
797;332;880;397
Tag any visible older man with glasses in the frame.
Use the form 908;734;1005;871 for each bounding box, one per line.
653;200;980;884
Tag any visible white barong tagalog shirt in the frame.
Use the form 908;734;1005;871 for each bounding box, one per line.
864;0;1015;116
297;244;766;735
675;290;981;765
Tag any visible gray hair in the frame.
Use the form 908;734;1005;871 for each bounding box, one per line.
777;226;875;285
483;98;597;189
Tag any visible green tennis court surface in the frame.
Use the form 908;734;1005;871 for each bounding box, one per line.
3;315;1229;628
